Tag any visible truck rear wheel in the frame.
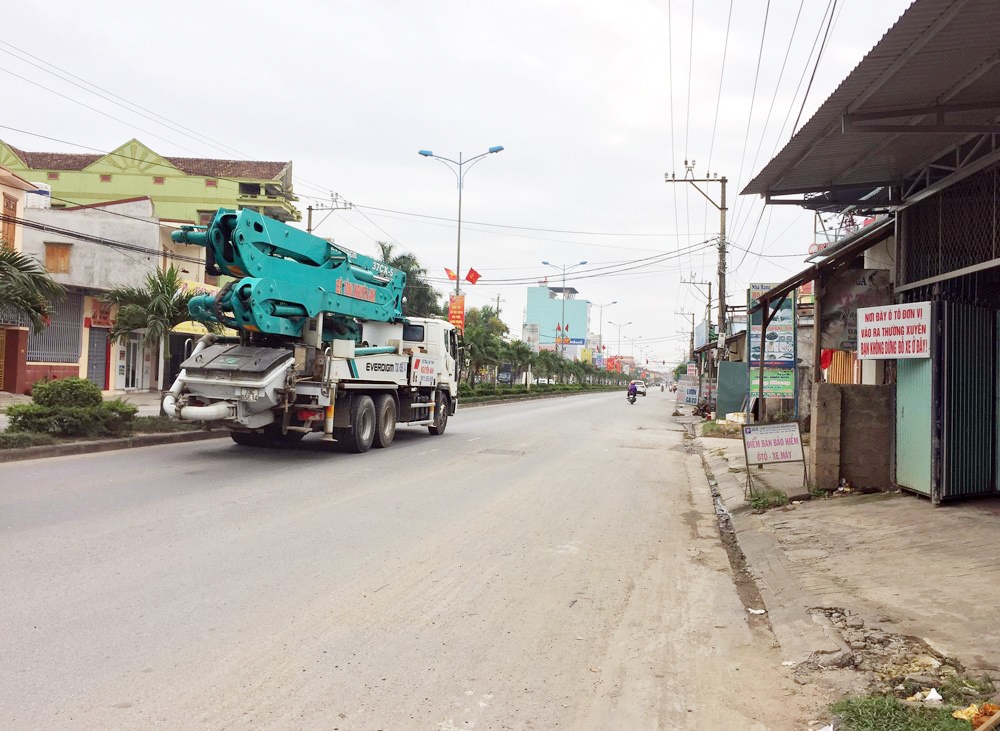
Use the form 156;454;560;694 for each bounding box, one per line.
231;430;268;446
343;395;376;453
428;391;448;435
373;394;397;448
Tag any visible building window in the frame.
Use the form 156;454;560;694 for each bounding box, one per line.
239;182;260;196
100;174;112;183
44;242;72;274
47;172;59;180
198;211;215;226
205;179;218;188
153;176;165;185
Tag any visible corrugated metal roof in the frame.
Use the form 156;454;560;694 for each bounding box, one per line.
743;0;1000;198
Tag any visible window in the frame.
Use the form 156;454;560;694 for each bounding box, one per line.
153;176;165;185
46;172;59;180
100;174;112;183
44;242;72;274
402;324;425;342
239;182;260;196
205;179;218;188
198;211;215;226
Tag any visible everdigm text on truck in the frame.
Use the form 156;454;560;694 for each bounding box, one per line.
162;208;460;453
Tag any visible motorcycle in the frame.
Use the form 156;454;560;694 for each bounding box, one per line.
627;392;637;405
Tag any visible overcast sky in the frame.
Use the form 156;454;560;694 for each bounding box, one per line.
6;0;913;366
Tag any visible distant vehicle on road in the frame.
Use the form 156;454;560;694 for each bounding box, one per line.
629;380;647;396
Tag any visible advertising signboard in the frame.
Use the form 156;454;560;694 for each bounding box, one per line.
820;268;891;350
521;323;540;353
857;302;931;359
748;284;795;368
742;422;805;466
749;368;795;398
448;294;466;332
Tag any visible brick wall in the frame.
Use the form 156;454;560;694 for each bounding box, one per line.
810;383;893;490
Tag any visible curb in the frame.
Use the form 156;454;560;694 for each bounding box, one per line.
0;430;229;463
693;423;846;667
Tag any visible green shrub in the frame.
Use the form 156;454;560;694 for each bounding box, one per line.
0;431;58;449
6;401;137;438
31;377;102;408
474;383;498;396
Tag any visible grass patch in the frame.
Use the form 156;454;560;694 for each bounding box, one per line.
748;486;789;511
831;695;969;731
701;421;743;439
937;674;996;705
132;416;203;433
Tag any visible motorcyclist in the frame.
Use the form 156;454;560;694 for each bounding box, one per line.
627;382;638;400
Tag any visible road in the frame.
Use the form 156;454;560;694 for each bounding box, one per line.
0;391;819;729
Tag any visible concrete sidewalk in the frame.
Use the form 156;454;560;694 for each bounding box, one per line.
688;410;1000;699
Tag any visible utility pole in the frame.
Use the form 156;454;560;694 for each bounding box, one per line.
306;193;351;234
665;160;728;339
674;309;695;359
495;293;505;317
681;274;712;339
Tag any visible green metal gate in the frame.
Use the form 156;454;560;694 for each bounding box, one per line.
896;357;932;495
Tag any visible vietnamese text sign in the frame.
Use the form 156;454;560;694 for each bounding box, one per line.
742;422;804;465
749;368;795;398
857;301;931;359
748;283;796;368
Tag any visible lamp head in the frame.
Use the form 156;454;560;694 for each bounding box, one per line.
541;260;550;266
578;260;588;266
488;146;504;153
418;150;433;157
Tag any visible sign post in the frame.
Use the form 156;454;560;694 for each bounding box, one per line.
741;421;808;496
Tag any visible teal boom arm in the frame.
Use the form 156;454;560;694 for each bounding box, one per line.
172;209;406;337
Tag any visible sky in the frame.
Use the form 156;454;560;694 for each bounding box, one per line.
4;0;914;368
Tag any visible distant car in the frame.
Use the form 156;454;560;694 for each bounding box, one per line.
629;380;647;396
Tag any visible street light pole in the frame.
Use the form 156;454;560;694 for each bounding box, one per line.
608;320;631;373
419;146;504;296
542;260;587;358
596;300;617;368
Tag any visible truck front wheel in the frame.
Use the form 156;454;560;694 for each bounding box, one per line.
428;392;448;435
373;394;397;448
342;395;376;453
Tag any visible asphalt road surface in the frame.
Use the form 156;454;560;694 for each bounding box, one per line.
1;391;818;729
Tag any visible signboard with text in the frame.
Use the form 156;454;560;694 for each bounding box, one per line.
748;283;796;368
857;301;931;359
742;422;805;466
448;294;466;332
749;368;795;398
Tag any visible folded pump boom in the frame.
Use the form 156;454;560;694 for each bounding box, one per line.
171;208;406;340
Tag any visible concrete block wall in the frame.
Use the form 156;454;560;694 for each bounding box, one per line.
810;383;893;490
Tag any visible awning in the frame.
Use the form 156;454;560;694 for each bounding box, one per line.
743;0;1000;212
748;218;894;315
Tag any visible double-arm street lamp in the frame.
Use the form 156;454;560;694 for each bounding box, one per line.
542;260;587;357
608;320;631;373
595;300;617;368
418;146;504;296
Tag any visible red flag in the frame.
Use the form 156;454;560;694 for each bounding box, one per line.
555;324;561;332
465;268;481;285
444;268;458;280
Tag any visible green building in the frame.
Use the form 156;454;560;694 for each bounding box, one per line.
0;138;300;225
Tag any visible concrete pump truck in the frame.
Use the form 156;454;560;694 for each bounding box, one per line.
162;208;460;453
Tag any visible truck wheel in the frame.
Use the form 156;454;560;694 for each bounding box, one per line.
231;430;267;446
344;395;376;453
373;394;397;448
428;392;448;435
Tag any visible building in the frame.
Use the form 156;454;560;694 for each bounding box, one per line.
744;0;1000;504
19;197;163;391
524;284;590;360
0;138;300;226
0;164;39;393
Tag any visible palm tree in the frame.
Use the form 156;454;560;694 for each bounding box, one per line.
376;242;443;318
0;246;65;333
503;340;534;386
99;266;201;360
